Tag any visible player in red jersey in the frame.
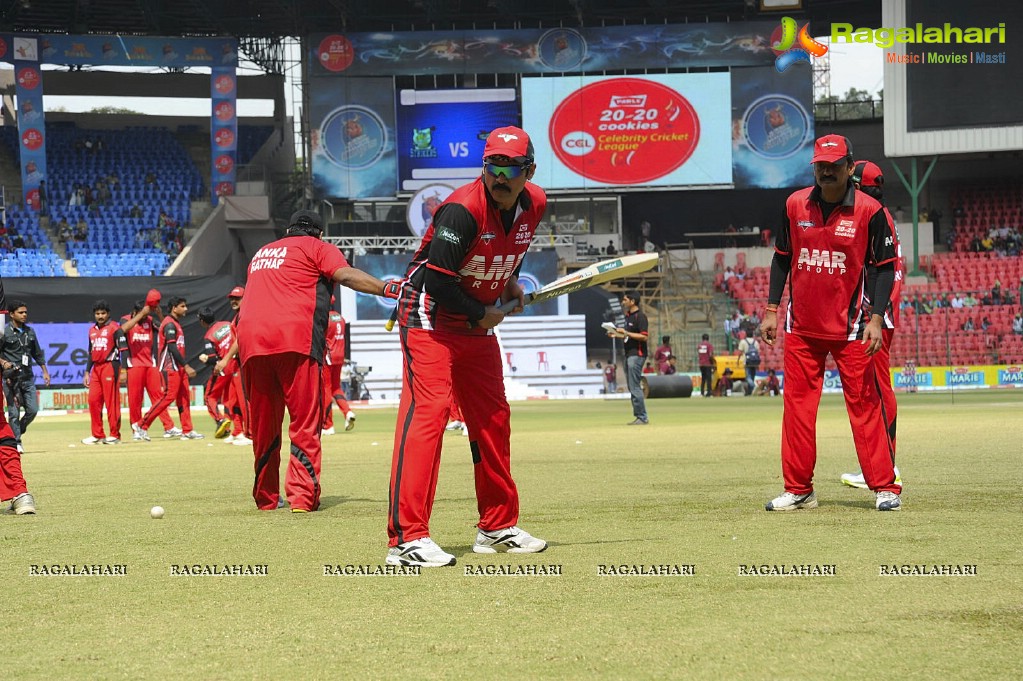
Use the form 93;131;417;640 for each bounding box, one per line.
385;127;548;568
840;160;904;490
234;209;392;513
0;289;35;513
137;297;201;441
197;307;240;439
321;306;355;435
761;135;901;512
221;286;250;444
119;300;175;440
83;300;122;444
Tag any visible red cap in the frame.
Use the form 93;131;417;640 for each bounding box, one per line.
227;286;245;298
853;160;884;187
483;126;534;163
810;134;851;164
145;289;162;307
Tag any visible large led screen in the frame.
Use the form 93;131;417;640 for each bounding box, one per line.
395;88;520;192
522;73;732;190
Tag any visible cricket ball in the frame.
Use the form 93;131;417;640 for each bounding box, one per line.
151;505;165;519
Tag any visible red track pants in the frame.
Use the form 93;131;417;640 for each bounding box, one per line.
388;328;518;547
0;401;27;501
243;353;324;512
321;363;352;429
88;362;121;439
139;368;192;433
781;332;900;495
205;373;232;423
127;366;173;431
876;329;898;454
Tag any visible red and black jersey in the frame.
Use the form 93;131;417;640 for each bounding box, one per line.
775;184;897;341
89;322;118;364
623;309;649;357
203;321;238;374
325;311;346;365
697;341;715;367
237;235;347;363
119;313;158;368
395;177;547;335
157;315;186;372
874;207;903;330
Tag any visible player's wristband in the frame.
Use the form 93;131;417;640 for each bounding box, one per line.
382;280;401;299
765;305;779;313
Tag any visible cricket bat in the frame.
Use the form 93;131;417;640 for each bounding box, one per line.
497;252;659;313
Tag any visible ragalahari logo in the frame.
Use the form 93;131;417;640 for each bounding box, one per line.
772;17;829;73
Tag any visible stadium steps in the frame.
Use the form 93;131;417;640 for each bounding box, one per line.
0;142;21;202
176;129;212;201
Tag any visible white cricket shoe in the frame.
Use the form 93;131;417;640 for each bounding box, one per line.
386;537;456;567
163;427;183;438
180;431;204;440
131;423;144;441
232;435;253;446
102;437;121;445
11;492;36;515
461;423;469;437
765;491;818;511
841;466;902;490
81;436;102;445
344;412;356;431
445;420;463;431
321;427;336;436
472;525;548;554
876;491;902;511
224;434;235;443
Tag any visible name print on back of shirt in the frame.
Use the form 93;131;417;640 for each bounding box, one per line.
250;246;288;272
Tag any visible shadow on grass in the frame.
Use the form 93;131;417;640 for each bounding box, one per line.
318;495;375;511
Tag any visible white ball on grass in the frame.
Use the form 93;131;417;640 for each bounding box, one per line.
150;506;165;519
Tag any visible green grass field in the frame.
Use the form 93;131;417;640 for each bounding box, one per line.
4;391;1021;679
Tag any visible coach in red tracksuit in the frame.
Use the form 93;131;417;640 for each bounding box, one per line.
386;127;549;568
138;297;198;440
83;300;121;444
236;209;390;513
762;134;902;513
321;308;355;433
119;301;175;438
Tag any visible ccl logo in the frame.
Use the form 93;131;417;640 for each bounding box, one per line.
560;132;595;157
771;17;828;73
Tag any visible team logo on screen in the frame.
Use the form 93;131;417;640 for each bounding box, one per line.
320;105;388;170
771;17;828;73
537;29;587;71
410;126;437;159
741;95;811;161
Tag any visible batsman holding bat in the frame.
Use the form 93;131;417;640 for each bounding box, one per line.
384;126;548;568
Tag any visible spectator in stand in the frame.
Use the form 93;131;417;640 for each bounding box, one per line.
950;293;965;309
961;317;975;331
738;331;761;395
1012;314;1023;336
606;240;617;256
696;333;715;397
144;172;158;187
722;266;736;291
981;316;993;332
56;218;72;244
654;335;672;374
75;218;88;242
991;280;1003;306
106;171;119;187
754;368;781;396
129;204;143;219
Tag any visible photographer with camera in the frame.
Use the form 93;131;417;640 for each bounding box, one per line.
2;301;51;452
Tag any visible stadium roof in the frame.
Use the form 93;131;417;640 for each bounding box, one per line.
2;1;879;38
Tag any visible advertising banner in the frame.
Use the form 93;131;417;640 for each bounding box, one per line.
310;77;398;199
309;24;776;77
211;67;238;204
11;38;47;211
522;73;732;190
730;66;814;189
0;34;238;69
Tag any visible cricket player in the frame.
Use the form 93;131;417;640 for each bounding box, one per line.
386;126;548;567
841;160;904;489
137;297;201;441
761;134;902;512
83;300;122;444
119;299;175;439
197;307;241;439
235;209;393;513
321;306;355;434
